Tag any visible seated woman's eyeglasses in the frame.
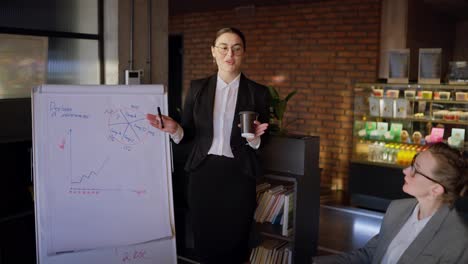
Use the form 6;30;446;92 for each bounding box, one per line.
215;45;244;56
411;154;447;192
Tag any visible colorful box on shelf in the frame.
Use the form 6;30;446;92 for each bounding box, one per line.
434;91;450;100
440;92;450;100
365;122;377;138
389;123;403;141
460;112;468;121
354;121;367;138
448;128;465;149
433;110;468;121
421;91;433;100
394;99;408;118
444;111;462;121
381;98;394;118
456;92;468;101
404;90;416;99
368;97;381;117
433;110;449;120
376;122;388;139
425;128;444;144
372;88;383;97
386;90;399;98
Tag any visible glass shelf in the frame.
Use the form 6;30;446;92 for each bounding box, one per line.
350;158;405;169
355;83;468;90
353;83;468;172
354;115;468;126
407;99;468;105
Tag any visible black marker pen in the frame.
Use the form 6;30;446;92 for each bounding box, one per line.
157;106;164;128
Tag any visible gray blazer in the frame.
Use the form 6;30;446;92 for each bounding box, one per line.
314;198;468;264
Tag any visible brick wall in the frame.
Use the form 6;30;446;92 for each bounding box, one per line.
169;0;381;190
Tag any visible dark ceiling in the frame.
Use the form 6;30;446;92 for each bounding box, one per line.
169;0;317;15
170;0;468;20
424;0;468;20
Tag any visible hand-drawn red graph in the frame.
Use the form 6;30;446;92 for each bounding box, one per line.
62;128;146;196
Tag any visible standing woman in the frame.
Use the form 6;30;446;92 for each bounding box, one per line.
314;142;468;264
147;27;271;263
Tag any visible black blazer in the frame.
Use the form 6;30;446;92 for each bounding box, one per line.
179;73;271;178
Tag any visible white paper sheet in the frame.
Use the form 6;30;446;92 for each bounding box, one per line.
36;91;172;255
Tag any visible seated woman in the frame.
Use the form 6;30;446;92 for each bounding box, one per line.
315;142;468;264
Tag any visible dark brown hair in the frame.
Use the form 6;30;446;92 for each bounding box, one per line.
428;142;468;206
212;27;246;50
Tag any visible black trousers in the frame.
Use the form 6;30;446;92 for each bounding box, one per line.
188;155;256;264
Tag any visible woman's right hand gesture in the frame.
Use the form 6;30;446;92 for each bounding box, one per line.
146;113;179;135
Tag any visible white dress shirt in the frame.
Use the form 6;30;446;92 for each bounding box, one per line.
170;74;261;157
381;203;434;264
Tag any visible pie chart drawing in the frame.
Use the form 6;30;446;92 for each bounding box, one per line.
107;108;152;145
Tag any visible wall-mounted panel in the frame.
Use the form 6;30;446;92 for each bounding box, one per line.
47;37;99;84
0;0;98;34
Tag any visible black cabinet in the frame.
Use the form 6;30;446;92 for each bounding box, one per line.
173;135;321;264
257;135;321;264
349;161;410;212
0;140;35;263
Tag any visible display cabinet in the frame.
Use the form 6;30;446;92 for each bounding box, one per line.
350;83;468;211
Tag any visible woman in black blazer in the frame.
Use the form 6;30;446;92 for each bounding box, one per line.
147;27;271;264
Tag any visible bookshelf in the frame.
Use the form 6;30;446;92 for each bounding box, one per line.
256;135;320;264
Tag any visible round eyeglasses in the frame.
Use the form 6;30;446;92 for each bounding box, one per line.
214;45;244;56
410;153;446;192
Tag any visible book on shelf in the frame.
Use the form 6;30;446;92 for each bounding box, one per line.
254;190;271;221
250;240;290;264
265;191;285;222
272;210;283;225
256;182;271;201
284;246;292;264
250;246;258;264
277;241;290;264
254;183;295;237
256;184;277;204
282;190;294;237
255;185;284;222
259;187;287;223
